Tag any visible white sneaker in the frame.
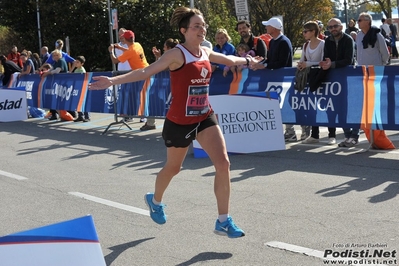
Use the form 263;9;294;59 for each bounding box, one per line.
302;136;319;144
327;137;336;145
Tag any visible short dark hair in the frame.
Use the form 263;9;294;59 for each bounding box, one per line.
236;20;251;31
76;55;86;64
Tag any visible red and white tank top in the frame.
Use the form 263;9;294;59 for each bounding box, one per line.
166;44;213;125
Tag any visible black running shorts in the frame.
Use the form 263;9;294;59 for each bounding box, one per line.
162;112;218;148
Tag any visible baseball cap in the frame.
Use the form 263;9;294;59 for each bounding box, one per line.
122;30;135;40
262;17;283;30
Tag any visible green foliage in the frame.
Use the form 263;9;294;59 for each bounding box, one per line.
248;0;335;49
349;0;398;18
0;0;335;70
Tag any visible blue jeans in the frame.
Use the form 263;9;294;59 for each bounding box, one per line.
343;128;359;140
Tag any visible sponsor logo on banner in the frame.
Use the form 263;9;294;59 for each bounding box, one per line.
0;88;27;122
0;98;23;110
265;81;343;112
44;83;74;101
265;82;291;108
17;81;35;100
104;85;120;109
290;82;342;111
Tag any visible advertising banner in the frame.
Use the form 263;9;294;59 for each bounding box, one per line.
193;92;284;157
0;87;27;122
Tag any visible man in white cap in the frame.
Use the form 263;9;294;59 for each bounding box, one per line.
253;17;292;70
252;17;301;141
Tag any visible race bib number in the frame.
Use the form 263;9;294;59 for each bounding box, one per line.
186;85;210;116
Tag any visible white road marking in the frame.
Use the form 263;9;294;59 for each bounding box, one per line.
69;192;149;216
265;241;387;266
0;170;28;180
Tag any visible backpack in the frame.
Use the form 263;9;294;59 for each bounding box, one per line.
254;34;272;50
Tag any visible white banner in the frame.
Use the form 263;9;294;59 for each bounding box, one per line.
0;87;27;122
194;94;285;156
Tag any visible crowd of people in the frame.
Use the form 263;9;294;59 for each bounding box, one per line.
1;11;396;142
0;5;396;237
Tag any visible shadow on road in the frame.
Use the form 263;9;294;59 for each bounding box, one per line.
104;237;155;266
175;251;233;266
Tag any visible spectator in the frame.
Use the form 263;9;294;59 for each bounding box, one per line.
201;39;213;49
89;6;263;238
110;29;149;123
350;31;357;41
345;19;359;35
42;50;69;121
109;30;149;70
233;43;255;74
211;28;236;75
115;28;131;72
140;38;181;131
7;45;23;68
19;52;35;76
351;13;391;148
46;39;75;66
71;56;90;122
317;21;326;39
380;18;391;39
252;17;303;141
40;46;50;65
257;17;293;69
31;52;42;72
38;63;52;76
387;18;398;59
152;38;179;60
0;54;22;86
319;18;354;146
297;21;328;144
114;28;136;122
237;20;267;58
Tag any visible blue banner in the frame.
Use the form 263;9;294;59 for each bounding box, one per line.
9;66;399;130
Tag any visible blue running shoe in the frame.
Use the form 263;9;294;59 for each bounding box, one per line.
144;193;166;224
214;216;245;238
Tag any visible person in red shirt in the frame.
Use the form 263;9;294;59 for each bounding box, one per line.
90;6;262;238
7;45;23;68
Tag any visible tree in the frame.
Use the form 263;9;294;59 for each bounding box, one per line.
349;0;398;18
0;0;335;70
247;0;334;49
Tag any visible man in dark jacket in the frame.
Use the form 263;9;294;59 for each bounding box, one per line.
318;18;354;146
237;20;267;58
0;55;22;86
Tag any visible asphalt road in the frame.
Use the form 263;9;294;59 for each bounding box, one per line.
1;114;398;266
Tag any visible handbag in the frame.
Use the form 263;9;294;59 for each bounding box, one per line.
294;67;310;92
294;41;310;92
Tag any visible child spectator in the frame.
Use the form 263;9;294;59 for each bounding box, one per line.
225;43;255;75
72;56;90;122
39;63;52;77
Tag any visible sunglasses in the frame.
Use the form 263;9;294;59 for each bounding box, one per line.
327;24;341;30
302;29;312;34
